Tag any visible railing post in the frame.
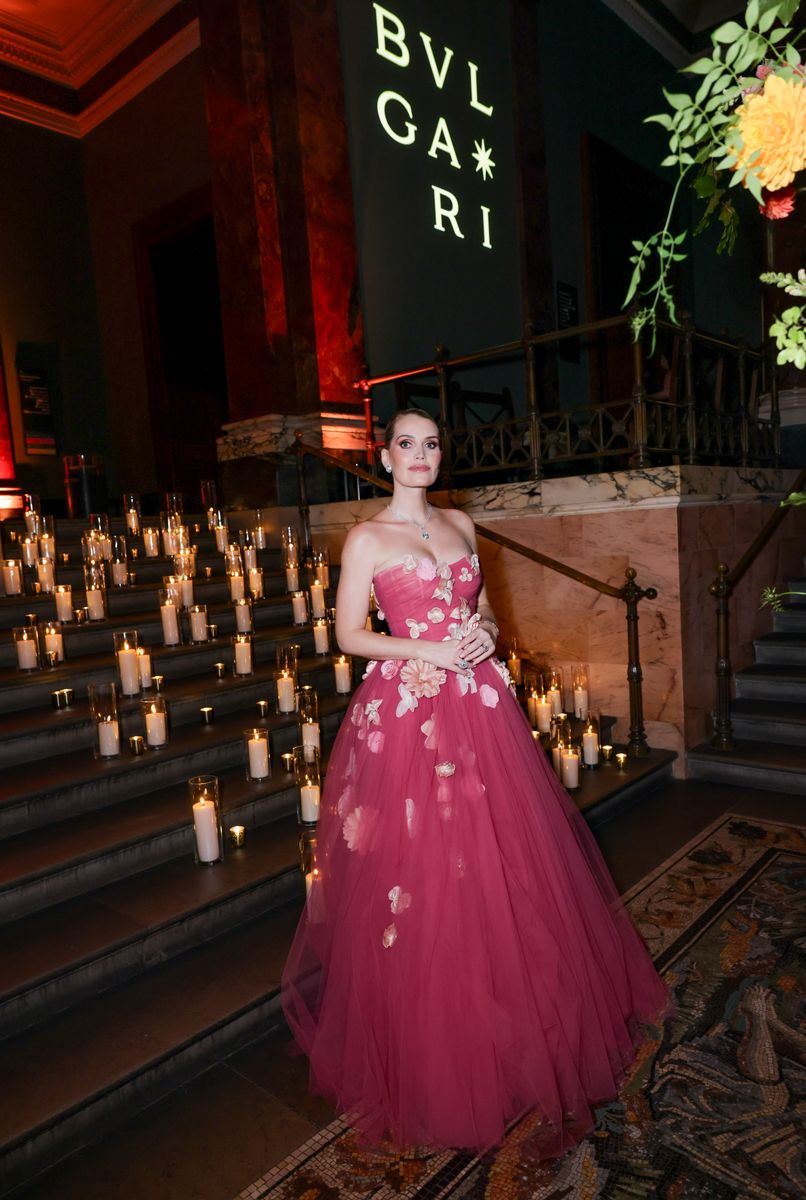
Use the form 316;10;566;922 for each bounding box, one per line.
620;567;656;756
682;318;697;464
435;343;452;481
708;562;734;751
524;321;543;481
294;435;313;562
630;338;650;469
359;371;375;468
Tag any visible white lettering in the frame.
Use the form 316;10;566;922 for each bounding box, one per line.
480;205;492;249
373;3;409;67
376;90;417;144
427;117;460;169
432;186;464;239
418;33;454;89
468;61;493;115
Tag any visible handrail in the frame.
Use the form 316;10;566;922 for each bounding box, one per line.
294;433;657;754
708;464;806;751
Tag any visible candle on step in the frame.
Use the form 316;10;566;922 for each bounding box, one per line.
248;567;263;599
21;537;37;568
313;619;330;655
582;725;599;766
86;587;105;621
309;580;325;619
507;644;522;686
547;685;562;716
275;670;296;713
189;605;208;642
97;718;120;757
301;719;321;757
54;584;73;623
3;560;22;595
285;566;299;592
14;627;39;670
160;597;181;646
143;700;168;747
291;591;308;625
228;572;245;601
561;747;580;789
191;778;221;864
334;655;352;693
137;647;153;689
232;634;253;676
535;695;552;733
117;643;140;695
300;782;321;822
142;527;160;557
245;729;270;780
42;621;64;663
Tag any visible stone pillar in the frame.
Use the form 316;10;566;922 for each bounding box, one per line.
198;0;363;424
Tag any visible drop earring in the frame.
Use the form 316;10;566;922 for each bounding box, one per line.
384;465;392;473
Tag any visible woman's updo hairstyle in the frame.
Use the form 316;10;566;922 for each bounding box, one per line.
383;407;441;448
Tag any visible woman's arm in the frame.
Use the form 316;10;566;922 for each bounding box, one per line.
445;510;499;668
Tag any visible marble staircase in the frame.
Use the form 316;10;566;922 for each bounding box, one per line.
0;515;675;1196
688;561;806;793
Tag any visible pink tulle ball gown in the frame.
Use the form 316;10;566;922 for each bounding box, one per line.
281;552;670;1156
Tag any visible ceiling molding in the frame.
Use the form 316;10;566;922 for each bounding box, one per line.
600;0;693;66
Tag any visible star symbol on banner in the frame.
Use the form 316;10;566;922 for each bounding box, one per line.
471;139;496;181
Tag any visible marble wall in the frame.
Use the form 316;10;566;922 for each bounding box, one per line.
288;464;804;776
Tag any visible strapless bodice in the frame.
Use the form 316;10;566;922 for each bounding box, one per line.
373;553;482;641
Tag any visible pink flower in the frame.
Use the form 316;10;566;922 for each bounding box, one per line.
435;760;456;778
415;558;437;581
756;63;773;80
380;659;400;679
480;684;499;708
342;805;377;852
367;729;385;754
400;658;447;698
759;185;796;219
350;704;363;727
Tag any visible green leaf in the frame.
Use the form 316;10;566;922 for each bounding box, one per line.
757;6;779;31
685;56;716;74
745;0;760;26
693;173;716;197
660;154;678;167
713;20;745;41
664;89;692;110
645;113;674;129
725;40;741;65
745;170;763;202
785;43;802;65
769;25;792;41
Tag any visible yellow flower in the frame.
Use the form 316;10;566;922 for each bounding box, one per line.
733;72;806;191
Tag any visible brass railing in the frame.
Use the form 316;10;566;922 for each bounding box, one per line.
294;433;657;755
709;466;806;751
352;314;777;482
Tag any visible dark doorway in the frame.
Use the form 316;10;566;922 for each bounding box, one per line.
133;186;228;505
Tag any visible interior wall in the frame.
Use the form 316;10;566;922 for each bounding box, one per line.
81;49;211;498
0;116;106;506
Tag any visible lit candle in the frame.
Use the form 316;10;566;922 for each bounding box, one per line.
228;573;245;601
137;647;153;688
302;720;321;756
36;559;55;592
299;781;321;822
582;726;599;766
179;577;194;608
144;705;167;747
21;537;37;567
54;585;73;623
214;524;229;553
125;508;140;535
547;685;562;716
285;566;299;592
3;560;22;595
16;633;38;670
309;580;325;619
161;602;181;646
189;608;208;641
334;656;351;693
233;638;252;675
535;696;552;733
97;718;120;757
111;561;128;587
552;741;564;779
39;535;55;561
248;567;263;598
192;796;220;862
561;749;579;789
248;735;270;779
86;588;105;620
162;528;177;556
276;671;296;713
507;651;522;685
573;686;589;720
143;528;160;557
234;600;252;632
242;545;257;571
117;645;140;695
616;752;627;770
313;620;330;654
43;625;64;662
291;591;308;625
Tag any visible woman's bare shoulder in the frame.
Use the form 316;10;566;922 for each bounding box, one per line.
438;506;475;536
342;512;393;559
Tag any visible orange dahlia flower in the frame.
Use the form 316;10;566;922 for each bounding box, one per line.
733;72;806;192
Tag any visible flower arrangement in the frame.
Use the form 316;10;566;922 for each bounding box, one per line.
625;0;805;364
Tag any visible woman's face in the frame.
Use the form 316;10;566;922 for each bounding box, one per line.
382;416;442;485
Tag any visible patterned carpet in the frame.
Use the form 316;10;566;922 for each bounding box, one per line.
234;814;806;1200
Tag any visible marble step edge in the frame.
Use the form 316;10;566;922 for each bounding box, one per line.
753;641;806;665
0;655;342;767
0;817;303;1041
0;770;301;927
734;677;806;701
687;751;806;795
0;905;298;1196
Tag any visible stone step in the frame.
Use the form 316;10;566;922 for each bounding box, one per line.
0;814;302;1038
687;739;806;794
772;604;806;633
734;663;806;703
753;631;806;666
0;894;301;1194
730;698;806;746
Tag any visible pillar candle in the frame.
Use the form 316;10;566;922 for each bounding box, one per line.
54;586;73;623
285;566;299;592
16;635;38;670
179;578;194;608
561;750;579;789
242;546;257;571
248;567;263;598
234;601;252;632
2;561;22;595
291;592;308;624
161;603;180;646
39;535;55;561
547;686;562;716
300;783;321;822
111;561;128;587
189;609;208;641
36;560;55;592
573;686;589;720
535;697;552;733
21;538;37;567
24;510;39;535
276;671;295;712
507;654;522;685
302;720;321;756
214;525;228;553
234;639;252;675
162;529;176;556
86;587;105;620
97;718;120;757
143;528;160;557
228;573;245;601
552;742;564;779
582;728;599;766
248;736;270;779
192;798;220;862
145;708;167;747
137;647;153;688
117;647;140;695
125;509;140;535
334;657;351;693
313;620;329;654
309;581;325;619
43;627;64;662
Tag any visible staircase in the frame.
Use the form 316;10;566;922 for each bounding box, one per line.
0;514;675;1196
688;558;806;794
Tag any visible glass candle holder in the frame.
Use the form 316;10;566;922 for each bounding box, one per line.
244;727;271;781
308;579;326;620
88;512;109;536
506;639;522;686
248;565;264;600
187;603;208;643
333;655;352;693
560;744;581;790
297;686;319;723
200;479;218;513
299;715;321;762
142;695;169;748
232;632;253;676
173;552;196;584
616;752;628;770
21;536;38;568
113;630;141;696
294;744;321;824
88;682;120;758
3;559;23;596
312;618;330;655
291;590;308;626
13;626;40;671
164;491;183;517
313;547;330;588
282;526;299;569
142;527;160;557
253;511;267;549
276;643;299;680
547;668;564;716
83;562;107;621
227;570;245;602
124;494;141;536
274;668;297;713
177;574;194;609
38;516;56;561
23;493;41;535
137;645;153;689
582;717;600;767
285;564;300;592
233;597;253;633
162;574;182;608
41;619;65;663
572;664;590;720
241;540;257;573
601;744;614;762
189;775;223;865
214;522;229;553
53;583;73;623
109;534;128;588
158;590;182;646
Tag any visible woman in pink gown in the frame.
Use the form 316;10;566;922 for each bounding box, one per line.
281;409;670;1157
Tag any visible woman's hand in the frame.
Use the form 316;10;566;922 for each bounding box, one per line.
418;638;479;674
456;621;497;668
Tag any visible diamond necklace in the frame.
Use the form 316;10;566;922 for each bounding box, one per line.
387;502;433;541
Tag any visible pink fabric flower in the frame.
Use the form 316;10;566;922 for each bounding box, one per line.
342;805;376;852
435;760;456;778
380;659;401;679
400;659;447;698
480;684;499;708
759;185;796;219
367;729;385;754
415;558;437;581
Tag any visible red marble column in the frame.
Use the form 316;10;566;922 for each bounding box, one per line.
198;0;363;422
